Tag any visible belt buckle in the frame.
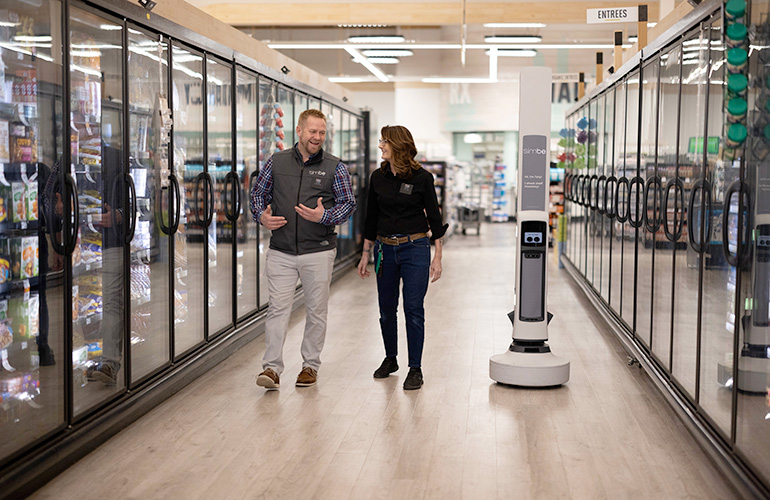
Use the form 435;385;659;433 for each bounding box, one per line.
385;236;399;243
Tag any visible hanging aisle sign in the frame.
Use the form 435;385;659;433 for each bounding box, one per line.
586;7;638;24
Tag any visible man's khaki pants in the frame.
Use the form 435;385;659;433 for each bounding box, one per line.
262;247;336;375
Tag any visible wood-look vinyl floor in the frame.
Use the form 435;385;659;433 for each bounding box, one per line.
31;223;739;500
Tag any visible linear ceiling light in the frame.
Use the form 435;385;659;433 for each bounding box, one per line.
268;43;626;50
422;77;496;83
348;35;404;43
345;47;389;82
486;48;537;57
329;77;365;83
484;35;541;43
483;23;546;28
366;56;400;64
361;49;414;57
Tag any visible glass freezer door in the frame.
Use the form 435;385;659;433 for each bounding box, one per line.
0;0;66;462
171;44;204;357
69;6;126;417
127;27;170;383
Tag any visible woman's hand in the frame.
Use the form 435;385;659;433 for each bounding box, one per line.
430;256;442;283
358;252;371;279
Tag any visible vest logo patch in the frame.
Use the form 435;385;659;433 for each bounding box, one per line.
308;170;327;176
313;178;323;187
399;183;414;195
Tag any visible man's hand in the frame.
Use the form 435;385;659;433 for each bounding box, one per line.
295;197;325;223
260;205;287;230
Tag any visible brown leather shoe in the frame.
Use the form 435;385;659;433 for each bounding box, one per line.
257;368;280;390
295;367;317;387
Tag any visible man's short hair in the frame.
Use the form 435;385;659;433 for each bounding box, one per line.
298;108;327;127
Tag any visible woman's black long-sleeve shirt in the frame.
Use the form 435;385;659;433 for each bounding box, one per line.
363;166;448;241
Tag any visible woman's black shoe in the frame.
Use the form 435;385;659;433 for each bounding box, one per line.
403;367;423;390
373;357;399;378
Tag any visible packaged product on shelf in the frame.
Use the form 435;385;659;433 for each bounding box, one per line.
28;293;38;337
14;236;38;279
72;229;82;266
0;184;7;223
26;182;37;221
726;98;747;124
86;341;102;359
0;120;9;162
726;48;747;75
0;321;11;350
727;73;747;98
725;0;745;21
72;285;79;320
273;103;284;117
0;238;9;284
726;23;747;49
11;182;26;222
9;296;30;339
10;133;35;163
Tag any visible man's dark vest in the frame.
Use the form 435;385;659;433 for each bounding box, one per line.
269;147;340;255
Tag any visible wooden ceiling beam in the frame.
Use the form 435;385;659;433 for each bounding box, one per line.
200;2;659;27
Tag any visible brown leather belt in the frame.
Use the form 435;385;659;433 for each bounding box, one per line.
377;233;428;246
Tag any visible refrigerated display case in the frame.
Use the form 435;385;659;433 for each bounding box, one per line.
0;0;66;466
562;0;770;496
0;1;367;496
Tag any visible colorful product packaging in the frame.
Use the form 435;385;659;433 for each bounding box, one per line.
8;297;29;339
11;182;26;222
26;182;37;222
0;120;9;163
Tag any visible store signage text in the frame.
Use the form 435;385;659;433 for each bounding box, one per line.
586;7;638;24
552;83;579;104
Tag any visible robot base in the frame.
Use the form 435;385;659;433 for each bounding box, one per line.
490;349;570;387
717;357;769;395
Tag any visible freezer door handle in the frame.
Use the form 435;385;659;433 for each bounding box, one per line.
205;173;215;227
597;175;607;215
65;173;79;254
170;173;181;234
688;179;711;254
126;173;137;243
194;172;206;226
662;178;684;242
723;179;751;268
224;171;238;222
615;177;630;223
644;175;662;233
628;176;644;229
605;176;617;219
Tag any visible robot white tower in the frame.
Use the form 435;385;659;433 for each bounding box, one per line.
489;67;570;387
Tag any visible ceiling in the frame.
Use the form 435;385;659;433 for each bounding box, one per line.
188;0;668;86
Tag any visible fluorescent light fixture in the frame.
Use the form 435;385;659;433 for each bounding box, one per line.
486;49;537;57
345;47;389;82
484;35;541;43
422;77;496;83
71;50;102;58
647;22;657;28
338;24;388;28
366;57;400;64
329;77;365;83
484;23;546;28
100;24;122;31
628;36;638;43
464;133;483;144
0;22;20;27
174;54;203;63
268;42;618;50
361;49;413;57
348;35;404;43
13;35;53;42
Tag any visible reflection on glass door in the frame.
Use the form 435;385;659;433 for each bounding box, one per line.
636;59;660;350
69;7;126;417
236;69;258;319
257;78;276;308
171;44;204;356
601;91;615;306
206;57;233;338
611;83;627;316
622;72;640;329
127;27;170;383
672;27;708;400
652;45;683;370
277;85;293;149
698;17;734;437
0;0;66;459
736;3;770;484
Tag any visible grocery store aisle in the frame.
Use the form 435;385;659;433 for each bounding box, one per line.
31;223;737;500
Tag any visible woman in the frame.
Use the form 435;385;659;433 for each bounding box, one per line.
357;125;447;390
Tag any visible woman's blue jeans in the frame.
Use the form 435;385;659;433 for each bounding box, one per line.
375;236;431;368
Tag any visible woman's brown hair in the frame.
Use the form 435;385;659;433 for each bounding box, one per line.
380;125;422;178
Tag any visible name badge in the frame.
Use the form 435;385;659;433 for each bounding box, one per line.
399;183;414;195
313;178;323;187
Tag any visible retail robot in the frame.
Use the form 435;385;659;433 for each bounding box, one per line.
489;66;570;387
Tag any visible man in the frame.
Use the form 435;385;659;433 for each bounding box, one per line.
250;109;355;389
